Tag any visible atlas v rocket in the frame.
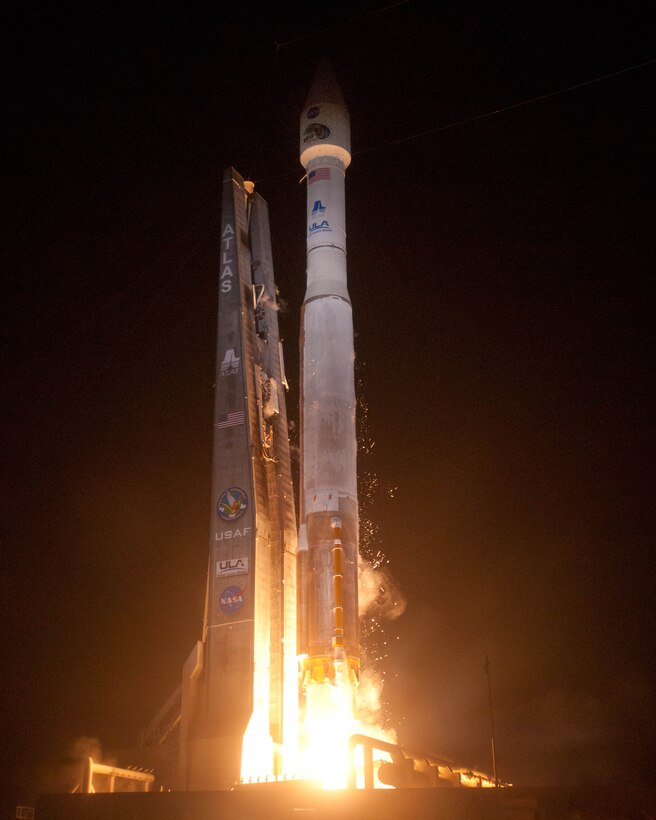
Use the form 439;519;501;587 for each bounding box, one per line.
178;61;359;789
297;62;360;690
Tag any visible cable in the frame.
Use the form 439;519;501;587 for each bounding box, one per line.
355;58;656;157
254;56;655;184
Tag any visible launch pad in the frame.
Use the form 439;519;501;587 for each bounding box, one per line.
37;782;656;820
36;785;528;820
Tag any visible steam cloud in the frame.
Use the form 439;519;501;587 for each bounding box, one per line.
38;736;111;795
359;558;406;621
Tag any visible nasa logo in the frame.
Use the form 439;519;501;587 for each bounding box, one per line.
216;557;248;577
303;123;331;143
215;526;251;541
219;348;240;377
311;200;326;216
307;106;320;119
217;487;248;521
219;585;245;614
309;220;331;234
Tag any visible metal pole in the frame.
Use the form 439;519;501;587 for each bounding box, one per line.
484;654;499;787
81;757;94;794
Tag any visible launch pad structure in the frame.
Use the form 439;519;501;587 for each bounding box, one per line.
177;165;299;791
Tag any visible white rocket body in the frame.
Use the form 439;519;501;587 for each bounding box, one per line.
298;63;360;686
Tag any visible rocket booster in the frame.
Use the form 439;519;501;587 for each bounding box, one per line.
298;61;360;688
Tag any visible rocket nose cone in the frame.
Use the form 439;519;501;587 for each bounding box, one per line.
304;58;348;113
300;59;351;168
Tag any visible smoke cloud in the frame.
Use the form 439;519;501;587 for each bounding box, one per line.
359;558;406;621
37;736;112;795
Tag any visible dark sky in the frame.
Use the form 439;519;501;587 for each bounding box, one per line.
2;0;655;805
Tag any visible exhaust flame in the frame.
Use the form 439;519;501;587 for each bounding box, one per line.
301;664;359;789
239;646;395;789
239;413;402;787
299;656;395;790
241;706;275;783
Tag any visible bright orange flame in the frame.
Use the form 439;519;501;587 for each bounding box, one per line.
298;659;396;789
239;648;394;788
239;560;395;788
300;665;359;788
241;705;275;782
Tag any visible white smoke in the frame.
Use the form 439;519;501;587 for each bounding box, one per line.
38;736;113;794
259;290;281;312
359;556;406;621
70;736;105;762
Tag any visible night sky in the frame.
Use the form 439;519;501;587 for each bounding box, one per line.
3;1;655;807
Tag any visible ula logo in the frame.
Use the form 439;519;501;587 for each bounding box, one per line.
309;220;331;234
216;557;248;577
312;200;326;216
219;348;240;376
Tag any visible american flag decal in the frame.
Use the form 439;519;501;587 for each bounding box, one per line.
215;410;245;429
309;168;331;184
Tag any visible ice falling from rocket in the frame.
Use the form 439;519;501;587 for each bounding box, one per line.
297;62;360;706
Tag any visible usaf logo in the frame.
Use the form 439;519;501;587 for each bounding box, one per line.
217;487;248;521
215;526;251;541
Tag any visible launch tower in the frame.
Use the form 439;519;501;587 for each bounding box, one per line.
178;169;298;789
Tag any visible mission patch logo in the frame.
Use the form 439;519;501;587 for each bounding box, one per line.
217;487;248;521
303;123;330;143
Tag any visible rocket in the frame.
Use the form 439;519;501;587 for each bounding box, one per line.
298;62;360;692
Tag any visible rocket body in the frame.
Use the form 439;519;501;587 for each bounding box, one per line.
298;63;360;687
